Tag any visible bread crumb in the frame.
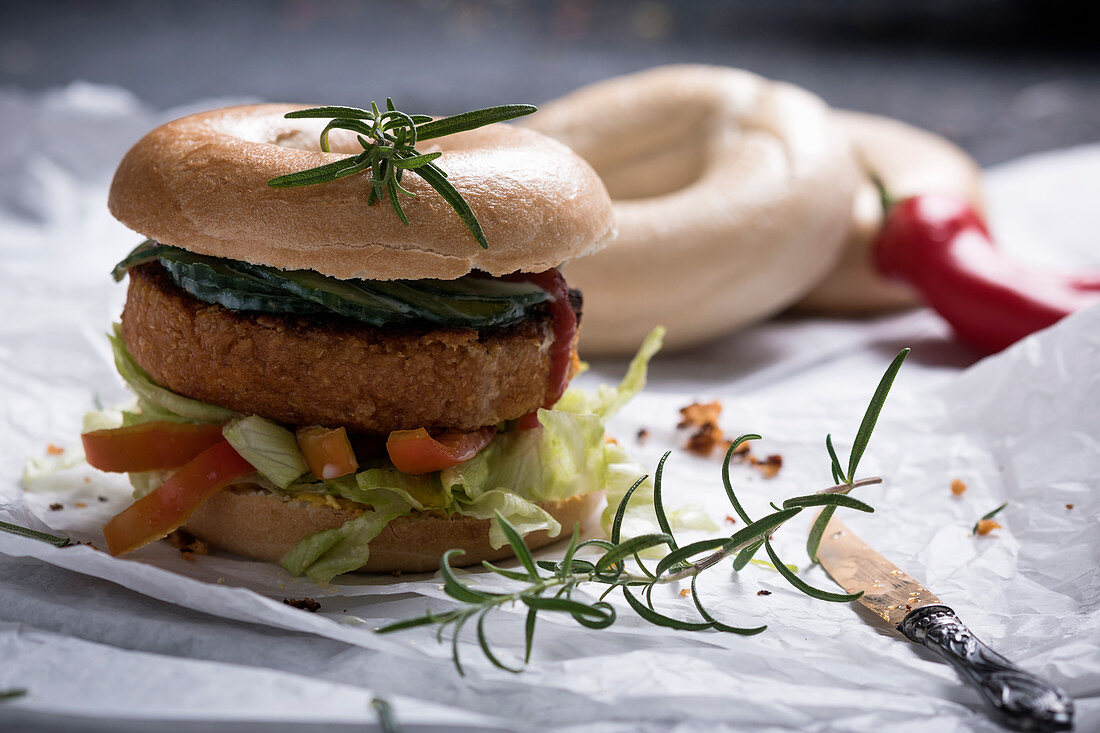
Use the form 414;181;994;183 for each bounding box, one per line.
679;401;722;428
750;454;783;479
757;590;772;596
83;477;92;484
679;589;690;598
283;597;321;612
166;529;209;559
48;503;63;511
975;519;1001;536
1066;503;1074;510
97;496;108;502
724;515;737;525
685;422;725;456
951;479;967;496
74;502;87;509
636;428;649;444
46;444;64;456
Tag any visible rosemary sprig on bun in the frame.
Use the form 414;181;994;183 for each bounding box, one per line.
267;100;537;249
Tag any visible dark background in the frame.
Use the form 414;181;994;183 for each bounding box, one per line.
2;0;1098;165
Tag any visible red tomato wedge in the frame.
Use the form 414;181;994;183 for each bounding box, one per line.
102;440;254;556
386;427;496;475
82;421;225;473
296;426;359;479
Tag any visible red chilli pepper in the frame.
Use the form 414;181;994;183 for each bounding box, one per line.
873;194;1100;354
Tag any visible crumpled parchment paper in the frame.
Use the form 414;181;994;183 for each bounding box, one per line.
0;83;1097;732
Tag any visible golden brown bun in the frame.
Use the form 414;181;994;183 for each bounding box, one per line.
524;65;859;355
108;104;614;281
122;264;579;434
794;111;984;313
183;487;604;573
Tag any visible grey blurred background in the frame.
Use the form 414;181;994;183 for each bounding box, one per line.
2;0;1098;165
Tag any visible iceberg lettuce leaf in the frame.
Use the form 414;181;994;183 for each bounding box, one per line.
281;490;412;583
222;416;308;489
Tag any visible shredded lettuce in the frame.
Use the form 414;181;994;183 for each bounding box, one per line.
281;490;412;582
222;416;308;489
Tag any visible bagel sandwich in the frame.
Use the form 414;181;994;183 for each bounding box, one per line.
86;103;658;581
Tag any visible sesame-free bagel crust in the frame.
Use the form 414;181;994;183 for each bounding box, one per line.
108;104;614;281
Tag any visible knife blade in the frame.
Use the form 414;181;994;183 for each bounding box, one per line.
816;516;1074;732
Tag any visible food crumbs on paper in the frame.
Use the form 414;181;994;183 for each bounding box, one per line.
679;588;690;598
83;477;92;484
677;400;760;461
74;502;87;509
975;519;1002;536
636;428;649;444
950;478;967;496
167;529;209;559
724;515;737;525
679;401;727;456
97;496;107;502
750;453;783;479
1066;504;1074;510
685;422;725;455
679;401;722;428
757;589;772;596
48;503;63;511
46;444;64;456
283;597;321;612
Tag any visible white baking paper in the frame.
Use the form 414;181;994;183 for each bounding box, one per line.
0;83;1097;732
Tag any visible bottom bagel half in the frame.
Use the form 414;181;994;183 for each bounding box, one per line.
184;487;604;574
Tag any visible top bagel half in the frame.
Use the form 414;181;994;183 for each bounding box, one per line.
525;65;859;355
108;104;614;281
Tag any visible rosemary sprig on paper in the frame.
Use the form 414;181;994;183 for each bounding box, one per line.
0;519;71;547
267;100;536;249
806;348;909;564
377;350;910;674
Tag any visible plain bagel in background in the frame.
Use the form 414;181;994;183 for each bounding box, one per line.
525;64;859;356
525;65;983;354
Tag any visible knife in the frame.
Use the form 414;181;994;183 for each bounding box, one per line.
816;516;1074;732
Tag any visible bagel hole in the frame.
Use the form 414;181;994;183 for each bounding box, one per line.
579;120;710;200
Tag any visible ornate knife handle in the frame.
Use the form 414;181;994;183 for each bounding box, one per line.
898;605;1074;732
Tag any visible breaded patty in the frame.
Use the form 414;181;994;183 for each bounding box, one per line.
121;264;579;434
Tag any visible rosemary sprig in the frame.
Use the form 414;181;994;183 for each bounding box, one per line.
376;350;910;674
807;348;909;564
0;519;71;548
266;99;536;250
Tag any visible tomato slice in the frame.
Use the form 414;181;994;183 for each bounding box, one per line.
296;426;359;479
386;427;496;475
102;440;254;556
82;421;225;473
